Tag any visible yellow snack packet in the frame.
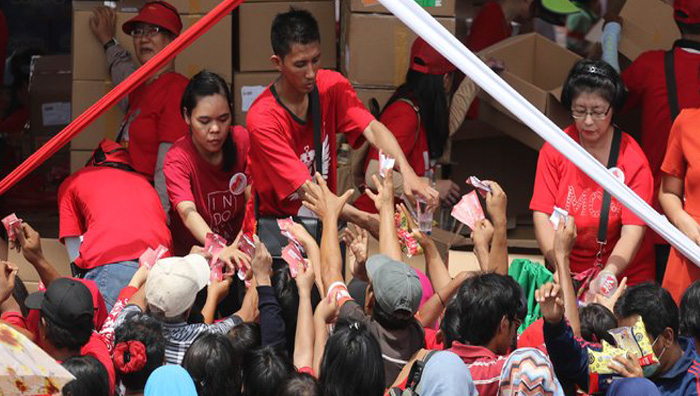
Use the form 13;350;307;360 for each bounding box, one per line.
587;316;659;374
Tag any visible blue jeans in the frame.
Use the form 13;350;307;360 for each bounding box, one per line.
84;261;138;312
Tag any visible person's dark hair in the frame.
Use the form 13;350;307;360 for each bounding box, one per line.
271;8;320;58
243;345;295;396
12;275;29;317
677;20;700;35
680;280;700;340
43;315;92;351
181;70;237;172
560;59;627;112
614;283;679;339
61;355;110;396
579;303;617;345
384;69;450;159
441;273;525;348
113;312;165;391
276;372;322;396
228;322;262;365
273;266;299;352
320;319;384;396
183;333;242;396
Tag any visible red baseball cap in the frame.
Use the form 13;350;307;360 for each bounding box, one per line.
409;37;456;76
674;0;700;25
122;1;183;36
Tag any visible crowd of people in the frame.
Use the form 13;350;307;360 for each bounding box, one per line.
2;0;700;395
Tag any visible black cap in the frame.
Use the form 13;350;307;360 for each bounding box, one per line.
25;278;94;331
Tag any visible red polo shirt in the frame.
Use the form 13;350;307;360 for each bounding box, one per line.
449;342;508;396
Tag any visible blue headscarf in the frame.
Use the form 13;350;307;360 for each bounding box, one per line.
145;365;197;396
418;351;478;396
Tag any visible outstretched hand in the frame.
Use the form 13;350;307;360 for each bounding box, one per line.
366;169;395;212
302;173;354;220
536;282;565;324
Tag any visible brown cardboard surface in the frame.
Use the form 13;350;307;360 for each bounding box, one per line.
72;4;232;81
619;0;680;61
7;239;72;284
348;0;457;17
235;1;336;72
232;71;278;125
353;87;395;113
341;11;456;87
109;0;220;13
476;33;581;150
70;150;94;173
71;80;124;150
29;55;72;139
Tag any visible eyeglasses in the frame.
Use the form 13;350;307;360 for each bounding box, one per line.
571;106;611;120
130;25;163;39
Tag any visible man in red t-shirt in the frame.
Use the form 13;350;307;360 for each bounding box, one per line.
246;9;437;225
602;0;700;280
58;140;172;310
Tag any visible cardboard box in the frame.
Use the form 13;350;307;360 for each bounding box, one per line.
71;80;124;150
232;71;278;125
348;0;457;17
72;4;232;81
341;12;456;87
70;149;94;173
7;239;72;284
235;1;336;72
353;87;395;115
619;0;680;61
28;55;72;138
476;33;582;151
111;0;220;14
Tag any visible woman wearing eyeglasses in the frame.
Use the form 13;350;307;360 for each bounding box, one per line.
530;60;655;295
89;1;189;214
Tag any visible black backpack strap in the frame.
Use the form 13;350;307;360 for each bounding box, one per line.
311;86;323;178
597;127;623;245
405;350;438;390
664;48;680;122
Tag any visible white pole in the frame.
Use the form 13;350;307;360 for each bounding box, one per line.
378;0;700;266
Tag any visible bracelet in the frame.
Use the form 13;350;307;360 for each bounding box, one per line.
103;37;118;51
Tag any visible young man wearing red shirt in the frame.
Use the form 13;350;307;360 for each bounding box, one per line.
58;140;172;311
246;9;437;224
602;0;700;280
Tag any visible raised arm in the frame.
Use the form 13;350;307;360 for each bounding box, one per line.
18;223;60;287
293;259;315;369
553;216;581;337
484;181;508;275
365;170;402;261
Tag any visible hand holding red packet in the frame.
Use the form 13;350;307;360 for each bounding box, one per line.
466;176;492;198
282;242;306;278
451;191;486;230
205;233;228;282
277;217;304;251
379;150;395;178
138;245;169;269
237;233;256;281
2;213;23;248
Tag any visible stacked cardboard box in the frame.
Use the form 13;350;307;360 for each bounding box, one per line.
232;1;336;126
70;1;233;170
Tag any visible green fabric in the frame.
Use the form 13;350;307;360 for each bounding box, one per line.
415;0;437;6
508;259;554;334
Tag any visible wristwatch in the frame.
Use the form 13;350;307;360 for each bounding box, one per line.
103;37;118;51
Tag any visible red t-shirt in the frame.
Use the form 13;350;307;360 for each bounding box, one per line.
164;127;251;255
466;1;512;52
58;166;172;269
530;125;655;285
246;69;374;217
449;342;508;396
121;72;189;180
622;47;700;216
354;99;430;213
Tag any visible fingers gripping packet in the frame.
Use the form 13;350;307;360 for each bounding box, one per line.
205;233;227;282
395;211;423;257
277;217;304;252
2;213;22;245
379;150;395;178
466;176;492;197
549;206;569;229
451;191;486;230
138;245;169;269
282;243;306;278
588;316;659;374
238;233;255;280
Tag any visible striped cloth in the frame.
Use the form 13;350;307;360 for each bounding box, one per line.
497;348;564;396
116;304;243;365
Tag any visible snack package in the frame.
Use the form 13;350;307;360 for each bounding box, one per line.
205;233;228;282
2;213;23;246
395;210;423;257
379;150;395;178
277;217;304;252
588;316;659;374
237;233;256;281
466;176;492;197
138;245;169;269
451;191;486;230
549;206;569;229
282;242;306;278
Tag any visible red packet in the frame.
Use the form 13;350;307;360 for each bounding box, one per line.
139;245;169;269
451;191;486;230
205;233;227;282
282;242;305;278
237;233;255;282
394;211;423;257
277;217;304;252
2;213;22;245
466;176;492;197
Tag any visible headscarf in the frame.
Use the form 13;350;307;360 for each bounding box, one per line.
144;365;197;396
497;348;564;396
418;351;478;396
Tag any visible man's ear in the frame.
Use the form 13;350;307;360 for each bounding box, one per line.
182;109;191;126
271;54;283;72
499;315;510;335
661;327;676;347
